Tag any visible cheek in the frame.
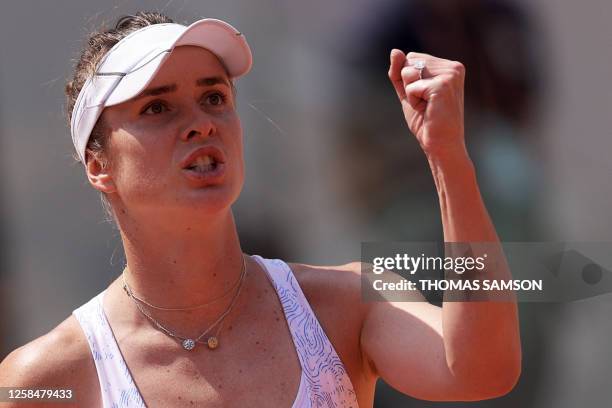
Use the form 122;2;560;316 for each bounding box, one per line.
227;115;245;173
223;111;243;146
109;128;173;189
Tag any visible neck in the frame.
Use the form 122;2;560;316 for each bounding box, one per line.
117;208;245;316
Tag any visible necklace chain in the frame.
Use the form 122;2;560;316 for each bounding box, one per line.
121;256;246;311
121;255;247;350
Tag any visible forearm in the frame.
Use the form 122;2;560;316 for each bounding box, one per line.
428;149;521;392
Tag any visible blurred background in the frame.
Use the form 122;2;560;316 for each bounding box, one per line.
1;0;611;406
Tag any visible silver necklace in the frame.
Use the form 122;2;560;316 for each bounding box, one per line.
122;255;247;351
121;257;246;311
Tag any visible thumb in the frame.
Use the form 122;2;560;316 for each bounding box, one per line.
388;49;407;101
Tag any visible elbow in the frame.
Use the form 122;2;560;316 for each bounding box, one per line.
452;355;522;400
479;363;521;399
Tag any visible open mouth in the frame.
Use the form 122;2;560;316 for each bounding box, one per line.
180;146;226;178
180;145;226;184
184;155;220;173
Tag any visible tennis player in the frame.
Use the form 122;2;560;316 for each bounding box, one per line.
0;11;521;407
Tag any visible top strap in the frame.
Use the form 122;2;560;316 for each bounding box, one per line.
251;255;358;407
72;291;147;408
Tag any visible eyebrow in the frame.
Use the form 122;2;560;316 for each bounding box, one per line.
134;77;231;100
196;77;230;87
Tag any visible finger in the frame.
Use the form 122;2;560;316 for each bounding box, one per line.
402;62;453;85
404;78;437;111
405;51;451;67
401;65;421;85
405;60;459;80
388;49;407;101
404;52;463;79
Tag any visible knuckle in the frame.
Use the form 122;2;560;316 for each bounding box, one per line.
439;78;453;91
451;61;466;75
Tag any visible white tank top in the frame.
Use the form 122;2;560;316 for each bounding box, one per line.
72;255;359;407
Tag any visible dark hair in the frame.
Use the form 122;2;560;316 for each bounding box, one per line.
65;11;175;222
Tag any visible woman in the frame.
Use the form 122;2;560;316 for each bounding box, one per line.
0;11;521;407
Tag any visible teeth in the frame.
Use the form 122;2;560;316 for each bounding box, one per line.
185;154;220;173
193;164;214;172
186;155;217;172
194;155;213;166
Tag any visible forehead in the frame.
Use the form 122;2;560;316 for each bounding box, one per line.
146;45;230;86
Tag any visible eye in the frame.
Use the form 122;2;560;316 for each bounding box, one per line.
204;92;227;106
141;101;168;115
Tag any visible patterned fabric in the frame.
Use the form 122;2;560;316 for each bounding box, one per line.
72;291;146;408
252;256;358;408
72;255;358;407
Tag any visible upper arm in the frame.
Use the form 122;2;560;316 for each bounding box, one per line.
294;261;514;402
357;263;508;402
0;336;63;385
0;342;73;408
0;318;98;407
360;294;465;400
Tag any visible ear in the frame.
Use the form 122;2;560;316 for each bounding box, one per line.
85;152;117;194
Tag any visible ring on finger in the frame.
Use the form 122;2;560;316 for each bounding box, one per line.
413;59;426;80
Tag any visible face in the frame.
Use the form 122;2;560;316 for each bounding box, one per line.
94;45;244;220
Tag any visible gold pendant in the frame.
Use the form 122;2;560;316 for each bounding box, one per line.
207;336;219;349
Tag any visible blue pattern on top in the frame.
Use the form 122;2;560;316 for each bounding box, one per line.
73;291;146;407
252;256;358;408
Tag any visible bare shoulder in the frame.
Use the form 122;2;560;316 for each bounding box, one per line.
286;260;370;344
287;259;363;282
287;260;365;314
0;315;100;407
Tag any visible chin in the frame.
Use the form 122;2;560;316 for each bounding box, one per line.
177;183;241;214
121;174;243;221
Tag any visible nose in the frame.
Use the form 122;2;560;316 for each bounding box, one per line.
180;110;216;142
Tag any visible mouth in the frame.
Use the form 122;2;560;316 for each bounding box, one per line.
184;155;220;174
181;146;226;175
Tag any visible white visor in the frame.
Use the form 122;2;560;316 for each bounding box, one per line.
70;18;252;165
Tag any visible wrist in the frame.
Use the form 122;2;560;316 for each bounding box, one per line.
426;146;474;174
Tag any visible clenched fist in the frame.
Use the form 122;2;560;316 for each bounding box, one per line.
388;50;468;161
